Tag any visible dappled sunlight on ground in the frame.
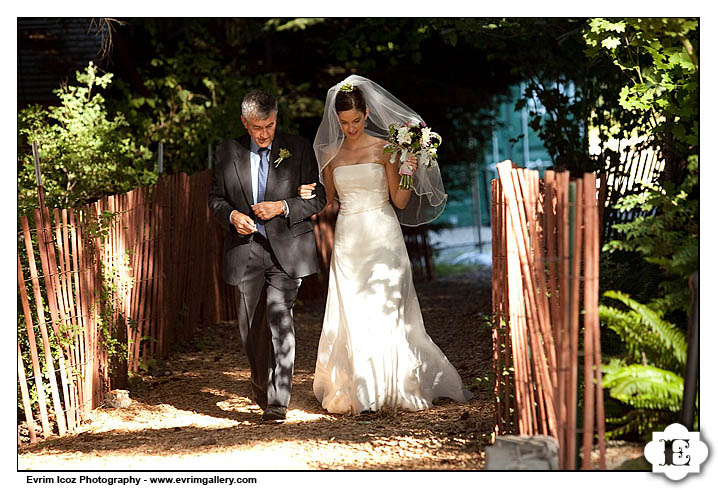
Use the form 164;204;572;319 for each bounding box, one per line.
18;270;494;471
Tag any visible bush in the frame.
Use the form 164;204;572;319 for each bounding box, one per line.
18;62;156;217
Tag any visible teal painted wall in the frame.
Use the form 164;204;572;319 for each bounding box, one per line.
437;83;554;230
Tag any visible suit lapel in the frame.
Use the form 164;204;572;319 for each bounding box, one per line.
233;136;254;206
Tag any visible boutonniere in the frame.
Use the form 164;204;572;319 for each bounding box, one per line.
274;148;292;168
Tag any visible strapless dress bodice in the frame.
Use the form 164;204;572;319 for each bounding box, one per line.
333;163;389;215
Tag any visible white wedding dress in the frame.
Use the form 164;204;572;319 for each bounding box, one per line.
313;163;470;414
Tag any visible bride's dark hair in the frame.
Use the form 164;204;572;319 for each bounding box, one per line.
335;87;367;114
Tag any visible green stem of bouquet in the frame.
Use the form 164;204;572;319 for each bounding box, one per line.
399;174;413;190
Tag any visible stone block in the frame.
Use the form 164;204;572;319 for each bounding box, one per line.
104;389;132;408
485;435;559;470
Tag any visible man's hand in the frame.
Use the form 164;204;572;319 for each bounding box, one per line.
251;201;284;221
230;211;258;235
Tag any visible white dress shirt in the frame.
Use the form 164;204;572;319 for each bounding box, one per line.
249;139;270;205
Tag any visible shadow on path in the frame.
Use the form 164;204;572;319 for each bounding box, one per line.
18;269;494;470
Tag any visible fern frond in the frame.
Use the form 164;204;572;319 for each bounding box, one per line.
599;304;678;370
599;305;647;362
601;357;625;376
605;409;673;441
602;364;683;412
602;290;686;367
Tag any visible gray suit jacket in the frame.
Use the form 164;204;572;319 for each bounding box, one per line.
208;133;327;283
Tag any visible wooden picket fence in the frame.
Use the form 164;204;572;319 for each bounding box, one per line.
17;169;239;444
491;160;606;470
16;161;361;445
598;144;665;242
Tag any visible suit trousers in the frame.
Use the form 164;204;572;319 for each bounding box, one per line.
235;234;301;409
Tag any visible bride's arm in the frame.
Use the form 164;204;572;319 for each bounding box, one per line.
384;152;416;209
322;165;337;203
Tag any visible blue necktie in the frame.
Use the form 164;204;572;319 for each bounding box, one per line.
256;147;269;237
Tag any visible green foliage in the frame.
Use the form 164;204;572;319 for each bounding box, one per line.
603;155;698;316
600;290;686;370
584;18;698;182
599;290;691;439
110;19;326;174
472;19;600;174
602;360;683;412
18;63;156;217
603;408;676;441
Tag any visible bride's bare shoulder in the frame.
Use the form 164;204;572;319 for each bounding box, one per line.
364;136;387;162
367;135;387;148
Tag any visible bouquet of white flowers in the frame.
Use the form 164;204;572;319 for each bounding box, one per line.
383;121;442;190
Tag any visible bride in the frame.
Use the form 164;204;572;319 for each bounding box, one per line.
302;75;470;415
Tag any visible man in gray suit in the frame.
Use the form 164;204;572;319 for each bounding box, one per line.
209;90;326;422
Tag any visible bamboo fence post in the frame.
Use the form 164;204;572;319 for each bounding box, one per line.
543;170;567;462
150;178;163;362
60;208;81;426
35;206;72;435
516;168;558;436
184;174;195;338
89;202;103;407
17;250;51;437
583;173;606;469
96;198;109;395
137;187;153;370
502;179;516;433
32;142;73;421
512;193;535;430
140;187;155;367
53;208;77;431
126;188;140;372
68;209;89;418
17;342;37;443
502;173;529;433
159;175;171;354
103;195;113;389
521;170;557;388
133;187;147;371
23;213;67;436
581;180;596;470
165;175;178;349
209;193;223;324
178;172;192;343
565;179;582;469
498;175;514;433
512;169;547;435
171;173;182;349
500;162;558;437
186;173;204;337
489;164;607;469
491;178;502;434
553;172;574;468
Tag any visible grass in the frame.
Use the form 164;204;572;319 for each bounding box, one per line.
433;263;485;278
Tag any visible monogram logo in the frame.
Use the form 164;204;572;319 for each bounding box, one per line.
644;423;708;481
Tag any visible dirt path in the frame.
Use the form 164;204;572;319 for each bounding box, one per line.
18;269;495;470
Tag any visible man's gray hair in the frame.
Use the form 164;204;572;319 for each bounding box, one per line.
241;90;278;120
